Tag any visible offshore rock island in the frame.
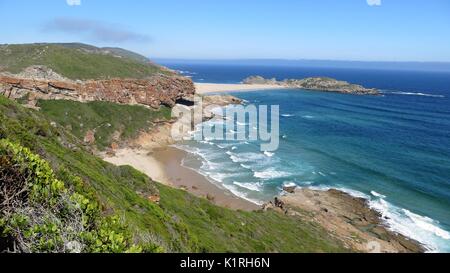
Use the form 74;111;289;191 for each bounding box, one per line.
243;75;380;95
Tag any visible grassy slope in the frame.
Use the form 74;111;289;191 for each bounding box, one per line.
37;100;172;150
0;43;171;80
0;96;348;253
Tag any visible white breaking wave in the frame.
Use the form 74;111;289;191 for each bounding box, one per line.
199;140;214;146
229;155;242;163
264;151;275;157
307;185;450;252
206;171;239;183
281;114;295;117
384;90;445;98
177;141;450;252
254;168;291;179
369;197;450;252
233;181;263;192
176;70;197;75
214;142;239;149
222;184;264;205
403;210;450;241
283;182;298;188
370;191;386;199
228;152;267;163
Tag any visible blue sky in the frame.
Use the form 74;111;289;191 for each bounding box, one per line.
1;0;450;61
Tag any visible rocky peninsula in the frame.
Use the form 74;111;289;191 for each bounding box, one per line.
263;187;424;253
243;75;380;95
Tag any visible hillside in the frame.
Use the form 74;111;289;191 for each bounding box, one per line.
37;100;172;151
0;95;348;253
0;43;172;80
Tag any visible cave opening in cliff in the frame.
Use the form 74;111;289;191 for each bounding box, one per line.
175;98;195;107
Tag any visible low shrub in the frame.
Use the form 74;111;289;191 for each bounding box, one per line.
0;139;140;253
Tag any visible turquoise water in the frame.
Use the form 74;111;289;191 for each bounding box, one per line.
163;63;450;252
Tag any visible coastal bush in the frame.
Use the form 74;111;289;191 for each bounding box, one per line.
0;139;140;253
0;43;171;80
37;100;172;150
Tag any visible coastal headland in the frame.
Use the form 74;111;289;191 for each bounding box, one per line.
195;76;379;95
0;44;424;252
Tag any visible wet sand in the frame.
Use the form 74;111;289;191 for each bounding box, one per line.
104;146;259;211
153;147;259;211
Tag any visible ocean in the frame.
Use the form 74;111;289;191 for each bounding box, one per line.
159;61;450;252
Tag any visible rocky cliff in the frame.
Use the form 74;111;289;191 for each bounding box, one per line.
0;66;195;109
243;75;379;95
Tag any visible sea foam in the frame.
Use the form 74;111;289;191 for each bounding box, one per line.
383;90;445;98
233;181;263;192
306;185;450;252
254;168;291;179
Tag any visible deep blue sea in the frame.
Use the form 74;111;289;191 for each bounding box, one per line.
160;62;450;252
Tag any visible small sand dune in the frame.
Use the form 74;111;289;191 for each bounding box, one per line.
103;148;168;183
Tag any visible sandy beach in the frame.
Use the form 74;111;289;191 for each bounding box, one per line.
104;146;259;211
195;82;287;94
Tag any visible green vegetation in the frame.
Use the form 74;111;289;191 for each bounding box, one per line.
0;139;140;253
0;43;172;80
37;100;172;150
0;95;348;253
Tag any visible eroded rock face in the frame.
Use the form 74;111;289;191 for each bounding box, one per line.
0;72;195;109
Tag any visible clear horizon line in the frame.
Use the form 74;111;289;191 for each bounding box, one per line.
152;57;450;64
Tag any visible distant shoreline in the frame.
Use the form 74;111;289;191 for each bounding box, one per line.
195;82;289;94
